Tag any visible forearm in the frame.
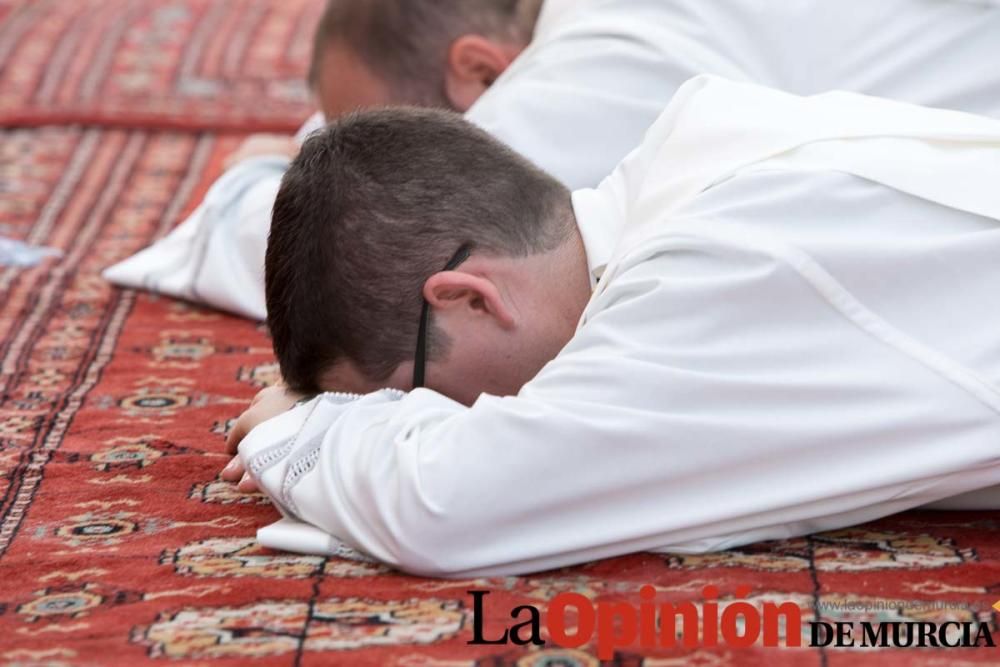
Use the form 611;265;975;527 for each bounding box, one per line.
238;387;687;576
238;260;1000;576
241;386;1000;577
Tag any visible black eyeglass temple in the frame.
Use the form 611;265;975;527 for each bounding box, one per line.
412;244;473;390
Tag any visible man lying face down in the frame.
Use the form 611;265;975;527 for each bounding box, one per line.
226;76;1000;577
106;0;1000;321
224;0;543;167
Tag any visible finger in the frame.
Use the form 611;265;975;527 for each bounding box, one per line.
220;456;245;482
225;415;248;455
238;472;260;493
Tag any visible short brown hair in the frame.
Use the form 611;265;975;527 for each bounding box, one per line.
309;0;542;105
266;107;572;393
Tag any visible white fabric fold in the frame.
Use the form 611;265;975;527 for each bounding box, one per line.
257;518;376;562
102;112;326;319
102;155;289;320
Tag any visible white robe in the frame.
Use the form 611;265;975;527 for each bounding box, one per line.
104;0;1000;320
237;76;1000;577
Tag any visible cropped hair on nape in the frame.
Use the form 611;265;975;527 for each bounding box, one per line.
265;106;572;393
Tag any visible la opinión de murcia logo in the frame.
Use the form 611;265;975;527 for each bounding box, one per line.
468;587;998;658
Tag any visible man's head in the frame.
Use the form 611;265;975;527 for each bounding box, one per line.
310;0;541;118
267;107;592;405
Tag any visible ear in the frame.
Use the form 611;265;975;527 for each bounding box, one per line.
423;271;516;329
443;35;517;112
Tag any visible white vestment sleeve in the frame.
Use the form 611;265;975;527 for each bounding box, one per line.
240;236;1000;577
103;112;324;320
103;156;287;320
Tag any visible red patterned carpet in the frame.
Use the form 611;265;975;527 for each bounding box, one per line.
0;0;319;132
1;3;999;666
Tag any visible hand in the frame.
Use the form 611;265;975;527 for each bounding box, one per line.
220;455;258;493
222;384;304;492
223;134;300;170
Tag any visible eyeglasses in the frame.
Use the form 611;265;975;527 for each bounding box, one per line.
412;243;473;389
